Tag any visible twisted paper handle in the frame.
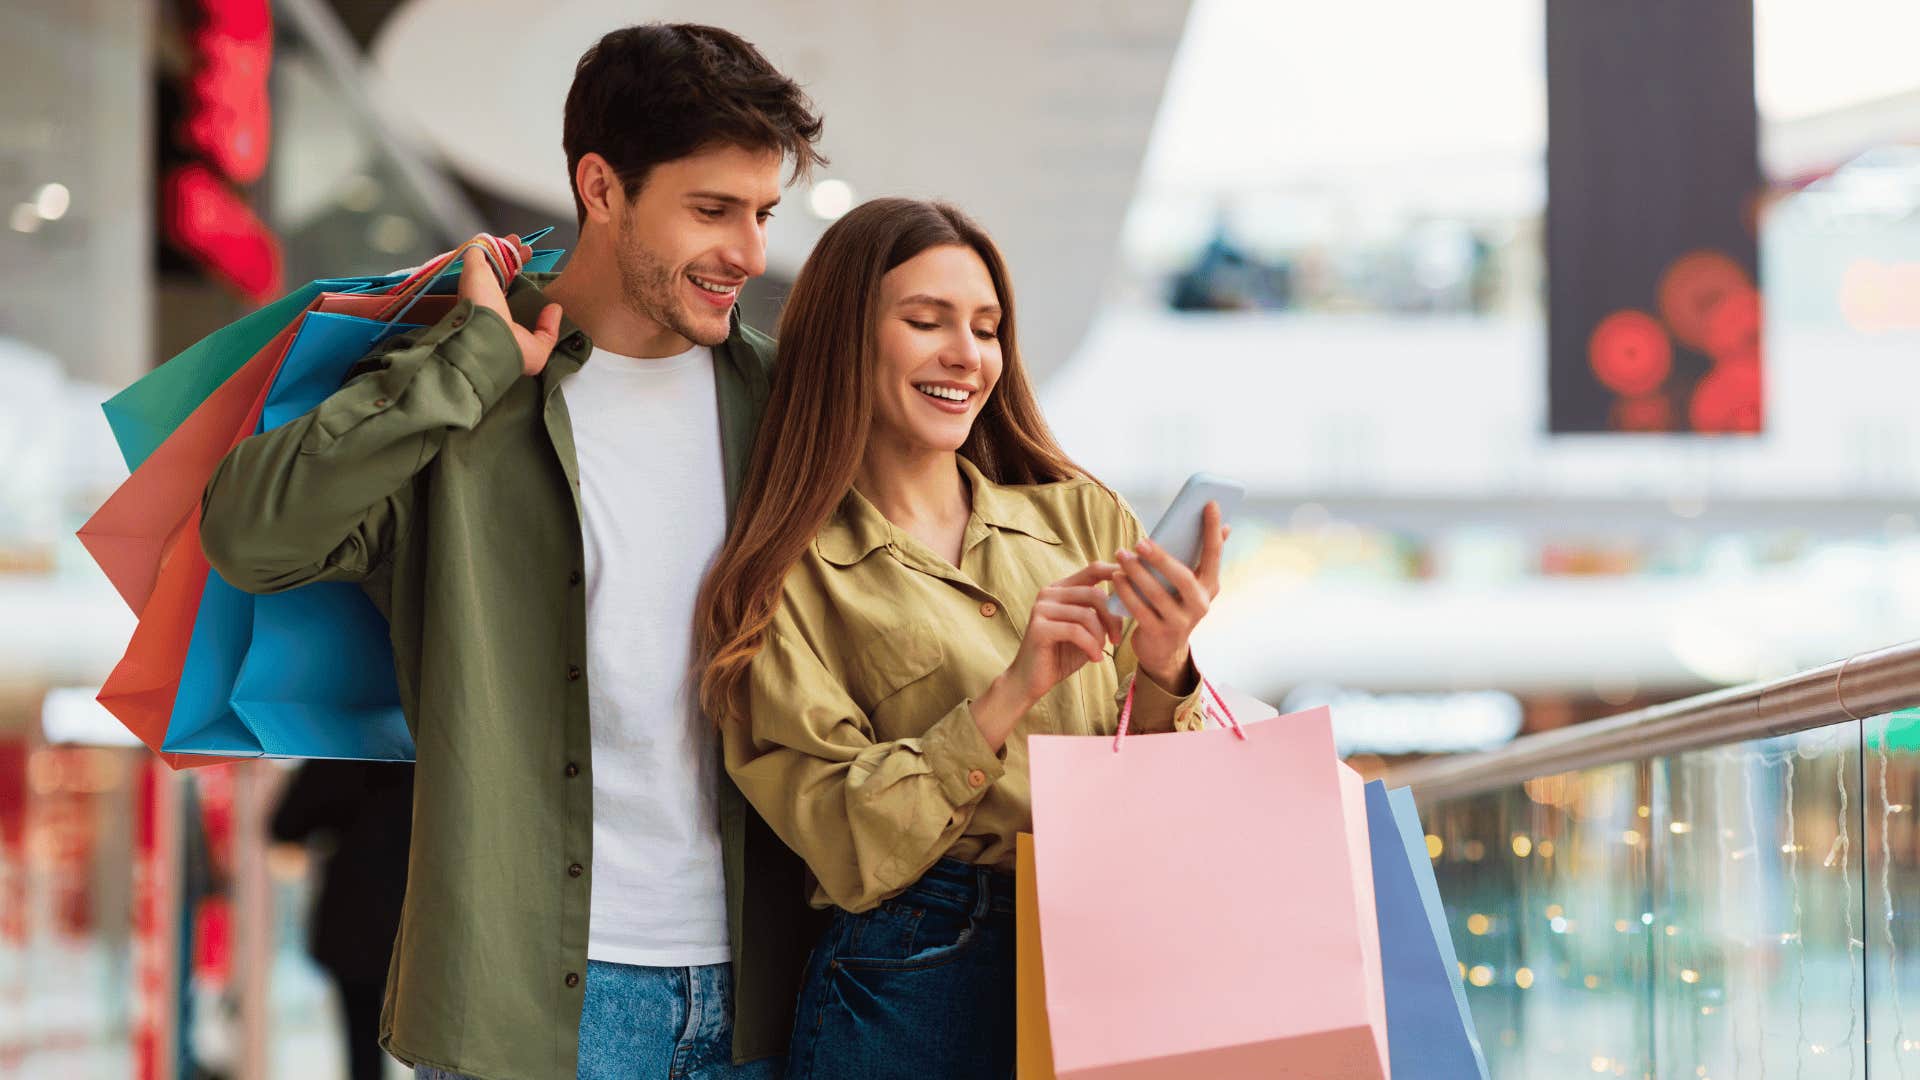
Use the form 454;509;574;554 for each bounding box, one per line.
374;233;529;326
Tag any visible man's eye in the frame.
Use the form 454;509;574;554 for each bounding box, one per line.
697;207;725;219
757;211;775;224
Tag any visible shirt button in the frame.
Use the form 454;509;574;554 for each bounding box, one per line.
979;601;998;618
563;331;587;352
564;762;580;778
568;569;582;586
372;398;389;408
450;313;467;329
568;862;584;878
967;769;988;789
567;665;582;681
564;972;580;988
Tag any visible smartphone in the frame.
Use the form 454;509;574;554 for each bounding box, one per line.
1107;473;1245;619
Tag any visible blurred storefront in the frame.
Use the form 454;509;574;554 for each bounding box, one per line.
1;2;475;1076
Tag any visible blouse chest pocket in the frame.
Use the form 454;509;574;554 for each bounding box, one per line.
846;622;946;720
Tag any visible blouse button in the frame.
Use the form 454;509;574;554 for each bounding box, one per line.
979;601;998;618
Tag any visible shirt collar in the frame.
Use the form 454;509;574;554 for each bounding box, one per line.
814;455;1062;567
956;455;1063;546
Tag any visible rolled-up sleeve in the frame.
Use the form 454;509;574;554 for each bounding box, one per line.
1111;632;1207;735
725;625;1007;913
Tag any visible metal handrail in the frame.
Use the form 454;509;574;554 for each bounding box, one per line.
1383;638;1920;804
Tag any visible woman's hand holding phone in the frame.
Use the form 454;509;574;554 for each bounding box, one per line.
1113;502;1229;693
969;506;1229;749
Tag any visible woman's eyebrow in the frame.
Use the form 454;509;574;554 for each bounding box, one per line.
896;293;1001;317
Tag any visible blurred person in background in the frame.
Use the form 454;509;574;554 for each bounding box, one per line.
696;198;1229;1079
270;762;414;1080
199;22;825;1080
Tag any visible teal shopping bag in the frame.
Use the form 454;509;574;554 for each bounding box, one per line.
105;229;559;470
1365;780;1490;1079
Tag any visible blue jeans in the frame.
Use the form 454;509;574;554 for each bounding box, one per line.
785;859;1016;1080
415;961;780;1080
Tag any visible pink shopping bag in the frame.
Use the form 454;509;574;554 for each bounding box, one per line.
1028;705;1389;1078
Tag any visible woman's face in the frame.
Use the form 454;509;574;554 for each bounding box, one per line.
869;243;1005;455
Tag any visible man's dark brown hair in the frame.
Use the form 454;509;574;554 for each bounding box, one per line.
562;23;827;226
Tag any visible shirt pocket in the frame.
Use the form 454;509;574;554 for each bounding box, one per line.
845;621;947;718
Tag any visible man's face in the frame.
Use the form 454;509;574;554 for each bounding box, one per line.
607;143;784;348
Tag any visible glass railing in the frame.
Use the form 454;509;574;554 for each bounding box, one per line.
1391;641;1920;1076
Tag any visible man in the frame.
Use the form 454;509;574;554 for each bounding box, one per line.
201;24;826;1079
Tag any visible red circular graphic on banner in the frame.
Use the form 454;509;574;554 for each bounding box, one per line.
1611;394;1674;432
1689;362;1762;434
1589;310;1672;397
1658;251;1751;352
1700;285;1762;359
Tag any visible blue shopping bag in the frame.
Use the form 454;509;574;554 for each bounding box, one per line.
162;309;430;760
104;229;559;470
1365;780;1491;1079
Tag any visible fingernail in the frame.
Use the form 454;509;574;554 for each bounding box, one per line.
1137;540;1153;554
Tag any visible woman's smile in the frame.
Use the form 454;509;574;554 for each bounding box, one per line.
913;380;977;413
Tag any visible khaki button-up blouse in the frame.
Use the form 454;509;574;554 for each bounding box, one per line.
725;456;1207;913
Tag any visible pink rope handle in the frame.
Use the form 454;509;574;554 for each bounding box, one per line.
1113;673;1138;750
375;233;527;323
1111;667;1246;752
1203;676;1246;739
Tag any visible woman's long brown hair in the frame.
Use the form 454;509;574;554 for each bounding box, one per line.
695;198;1090;725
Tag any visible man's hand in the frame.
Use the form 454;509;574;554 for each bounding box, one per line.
456;235;563;377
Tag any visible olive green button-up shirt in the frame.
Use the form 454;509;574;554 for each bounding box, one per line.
200;273;820;1079
726;456;1207;914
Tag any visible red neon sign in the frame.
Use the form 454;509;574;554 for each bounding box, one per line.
164;0;282;301
165;164;283;301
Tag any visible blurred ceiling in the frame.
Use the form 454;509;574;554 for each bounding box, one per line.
363;0;1193;378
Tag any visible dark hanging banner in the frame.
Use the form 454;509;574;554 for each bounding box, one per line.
1546;0;1764;434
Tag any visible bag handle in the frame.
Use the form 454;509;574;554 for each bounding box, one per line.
374;233;529;328
1112;662;1245;752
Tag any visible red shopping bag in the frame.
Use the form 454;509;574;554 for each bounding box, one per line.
96;511;241;769
1028;705;1389;1078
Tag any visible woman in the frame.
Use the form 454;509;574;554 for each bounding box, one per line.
695;199;1227;1078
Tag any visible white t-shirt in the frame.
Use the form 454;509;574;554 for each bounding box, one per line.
561;343;731;967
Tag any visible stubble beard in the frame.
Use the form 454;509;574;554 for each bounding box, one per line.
615;231;731;349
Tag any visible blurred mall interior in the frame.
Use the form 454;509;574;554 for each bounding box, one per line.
6;0;1920;1076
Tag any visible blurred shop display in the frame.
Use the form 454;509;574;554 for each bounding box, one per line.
1544;0;1764;435
1282;684;1525;755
